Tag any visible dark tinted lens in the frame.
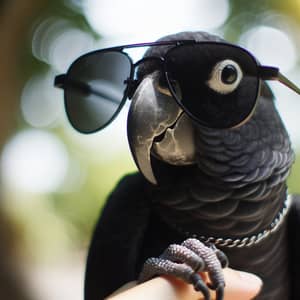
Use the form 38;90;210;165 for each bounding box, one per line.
65;51;132;133
165;43;259;128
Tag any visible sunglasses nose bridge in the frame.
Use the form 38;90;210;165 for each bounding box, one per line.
125;56;166;99
124;78;139;99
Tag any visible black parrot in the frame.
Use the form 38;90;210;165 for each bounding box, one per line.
78;31;300;299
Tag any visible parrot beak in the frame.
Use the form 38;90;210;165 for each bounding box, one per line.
127;71;183;185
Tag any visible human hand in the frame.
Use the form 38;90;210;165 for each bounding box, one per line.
107;267;262;300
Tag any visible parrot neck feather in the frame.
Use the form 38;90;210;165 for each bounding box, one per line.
168;193;292;248
151;99;294;240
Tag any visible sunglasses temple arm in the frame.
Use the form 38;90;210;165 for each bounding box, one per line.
54;75;121;104
277;72;300;95
259;66;300;95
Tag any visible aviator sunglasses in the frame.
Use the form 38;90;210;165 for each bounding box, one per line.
54;40;300;133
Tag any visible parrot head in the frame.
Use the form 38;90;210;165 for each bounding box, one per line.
54;30;297;187
127;31;294;185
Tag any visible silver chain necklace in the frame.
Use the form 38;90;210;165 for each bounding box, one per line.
172;194;292;248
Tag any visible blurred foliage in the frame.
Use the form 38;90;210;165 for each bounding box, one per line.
224;0;300;41
51;153;136;247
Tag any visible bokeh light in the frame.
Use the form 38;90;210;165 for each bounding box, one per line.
83;0;230;42
32;17;95;72
21;71;63;128
240;25;297;72
1;129;69;194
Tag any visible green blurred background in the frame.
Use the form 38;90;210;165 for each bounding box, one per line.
0;1;300;299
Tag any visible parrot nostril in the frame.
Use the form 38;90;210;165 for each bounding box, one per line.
153;121;177;143
153;132;166;143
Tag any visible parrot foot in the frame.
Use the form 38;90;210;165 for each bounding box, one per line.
138;238;228;300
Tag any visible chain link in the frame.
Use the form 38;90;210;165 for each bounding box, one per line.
176;194;292;249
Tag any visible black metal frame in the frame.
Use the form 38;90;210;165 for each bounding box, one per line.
54;40;300;133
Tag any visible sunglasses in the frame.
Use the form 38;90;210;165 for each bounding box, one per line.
54;40;300;133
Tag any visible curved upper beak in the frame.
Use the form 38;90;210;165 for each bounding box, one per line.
127;72;183;184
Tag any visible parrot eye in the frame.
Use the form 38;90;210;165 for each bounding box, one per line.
206;59;243;94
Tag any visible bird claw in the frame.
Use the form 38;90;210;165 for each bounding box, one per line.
190;273;211;300
138;238;227;300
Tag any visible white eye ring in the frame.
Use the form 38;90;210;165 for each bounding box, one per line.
206;59;243;95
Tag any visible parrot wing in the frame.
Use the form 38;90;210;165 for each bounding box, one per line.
84;172;151;300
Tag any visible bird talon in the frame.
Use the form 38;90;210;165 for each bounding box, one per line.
207;282;225;300
215;249;229;268
216;285;225;300
190;273;211;300
205;243;228;269
139;238;226;300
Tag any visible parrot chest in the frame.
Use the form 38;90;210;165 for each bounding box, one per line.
149;178;290;299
